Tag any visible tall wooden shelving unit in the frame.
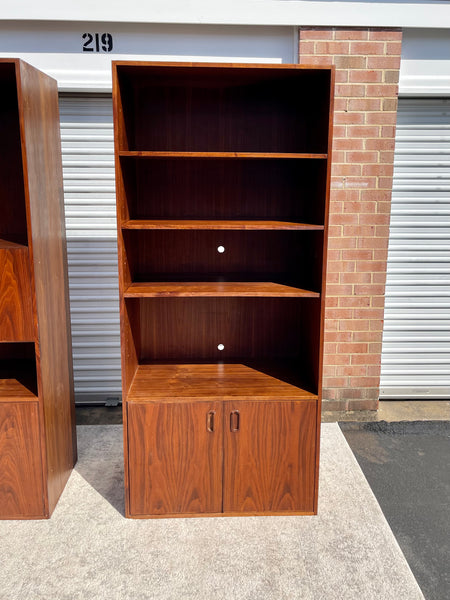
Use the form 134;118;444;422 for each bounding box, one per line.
0;59;76;519
113;62;334;518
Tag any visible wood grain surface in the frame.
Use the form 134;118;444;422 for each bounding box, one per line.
124;282;320;298
122;220;325;231
128;401;223;516
0;378;37;401
223;400;316;513
127;363;317;402
18;59;77;515
0;402;44;518
0;245;34;341
119;151;327;159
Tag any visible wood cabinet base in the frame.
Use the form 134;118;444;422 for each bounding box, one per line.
0;402;45;519
127;398;317;518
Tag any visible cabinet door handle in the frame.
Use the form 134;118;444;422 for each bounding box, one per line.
230;410;240;432
206;410;216;433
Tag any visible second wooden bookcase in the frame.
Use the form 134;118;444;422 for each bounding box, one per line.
113;61;334;518
0;59;76;519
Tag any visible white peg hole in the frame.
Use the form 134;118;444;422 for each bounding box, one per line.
217;245;225;254
217;344;225;351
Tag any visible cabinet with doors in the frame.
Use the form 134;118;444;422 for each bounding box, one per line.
113;61;334;517
0;59;76;519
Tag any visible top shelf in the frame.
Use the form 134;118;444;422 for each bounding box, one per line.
119;151;327;160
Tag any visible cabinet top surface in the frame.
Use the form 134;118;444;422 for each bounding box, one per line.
0;379;37;402
127;363;317;402
113;60;334;72
0;239;28;251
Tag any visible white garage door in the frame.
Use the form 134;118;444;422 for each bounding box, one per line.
59;93;121;403
380;98;450;399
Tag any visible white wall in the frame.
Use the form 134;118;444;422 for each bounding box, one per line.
400;29;450;96
1;1;449;28
0;23;297;90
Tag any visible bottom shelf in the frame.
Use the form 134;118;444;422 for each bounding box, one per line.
127;362;317;402
0;360;38;401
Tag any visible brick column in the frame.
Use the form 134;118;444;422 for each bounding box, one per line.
299;27;402;410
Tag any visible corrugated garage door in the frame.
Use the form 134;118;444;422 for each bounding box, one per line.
380;98;450;398
59;94;121;403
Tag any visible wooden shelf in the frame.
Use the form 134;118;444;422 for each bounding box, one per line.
0;357;38;402
127;363;317;402
122;220;325;231
0;239;28;250
0;378;37;402
119;151;328;160
124;282;320;298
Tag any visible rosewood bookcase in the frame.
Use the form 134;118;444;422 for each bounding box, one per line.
113;61;334;518
0;59;76;519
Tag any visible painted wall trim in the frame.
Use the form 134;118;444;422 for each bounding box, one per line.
1;1;450;29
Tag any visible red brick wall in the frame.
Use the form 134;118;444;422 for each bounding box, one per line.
299;27;402;410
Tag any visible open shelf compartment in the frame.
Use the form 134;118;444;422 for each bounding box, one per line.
0;343;38;401
114;63;332;154
122;229;324;294
0;63;28;247
118;156;328;225
123;296;321;397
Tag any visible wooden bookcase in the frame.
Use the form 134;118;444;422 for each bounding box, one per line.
113;62;334;518
0;59;76;519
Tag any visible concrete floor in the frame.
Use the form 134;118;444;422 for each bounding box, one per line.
322;400;450;423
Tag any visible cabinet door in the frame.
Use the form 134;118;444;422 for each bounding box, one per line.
0;402;45;518
223;400;316;514
127;401;223;516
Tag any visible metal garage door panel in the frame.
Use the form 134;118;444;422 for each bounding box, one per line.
59;94;121;402
381;98;450;398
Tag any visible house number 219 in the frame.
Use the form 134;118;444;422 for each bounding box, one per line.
82;33;113;53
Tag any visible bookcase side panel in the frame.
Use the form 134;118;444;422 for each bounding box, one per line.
18;61;76;515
